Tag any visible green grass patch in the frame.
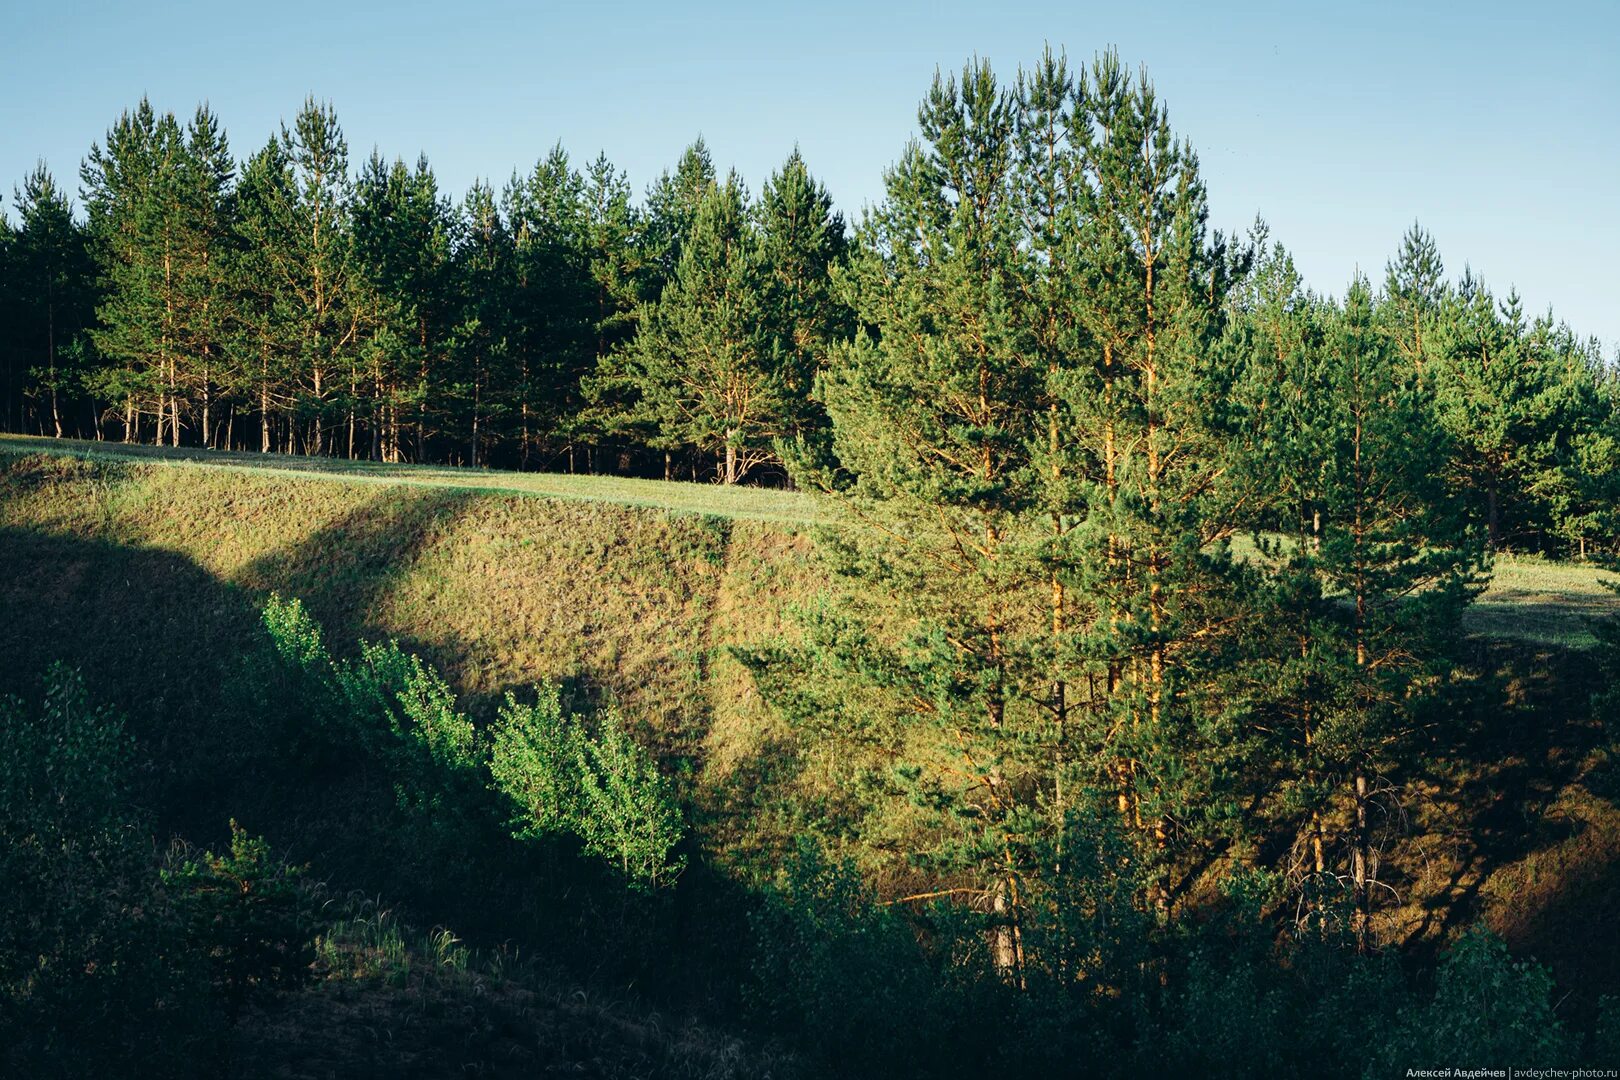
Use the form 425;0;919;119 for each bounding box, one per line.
1469;554;1619;649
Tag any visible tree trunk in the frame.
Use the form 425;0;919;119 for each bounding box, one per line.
1486;481;1500;550
1352;769;1371;953
47;303;62;438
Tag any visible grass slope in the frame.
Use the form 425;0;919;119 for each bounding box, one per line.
0;432;827;524
5;440;1620;1042
8;431;1614;647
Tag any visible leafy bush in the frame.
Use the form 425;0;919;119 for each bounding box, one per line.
1374;929;1577;1070
489;684;582;839
750;838;954;1078
0;666;216;1076
490;685;686;890
336;638;481;819
258;594;484;854
573;711;686;888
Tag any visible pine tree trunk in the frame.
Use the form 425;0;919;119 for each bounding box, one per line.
1352;769;1371;953
47;301;62;438
469;382;481;469
1352;400;1371;953
170;368;180;448
259;342;271;452
1487;481;1500;550
724;440;738;485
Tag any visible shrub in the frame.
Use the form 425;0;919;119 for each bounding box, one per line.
490;686;685;890
0;666;216;1076
1374;929;1577;1070
161;821;317;1017
573;710;686;889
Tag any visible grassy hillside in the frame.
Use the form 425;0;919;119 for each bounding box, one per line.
7;432;1613;649
0;440;822;754
5;439;1620;1055
0;445;826;1070
0;432;826;523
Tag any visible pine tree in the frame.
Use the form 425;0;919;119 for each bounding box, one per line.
350;151;410;460
611;175;786;484
351;152;455;462
804;57;1043;977
581;153;642;360
82;101;188;444
173;106;235;447
504;146;592;467
640;138;716;297
1533;325;1620;556
756;149;849;472
229;137;299;453
11;164;95;438
83;101;234;448
1382;222;1447;382
1427;277;1554;548
1229;231;1339;877
1053;51;1253;891
450;180;512;467
277;98;356;455
576;153;646;470
1306;279;1483;949
0;195;14;431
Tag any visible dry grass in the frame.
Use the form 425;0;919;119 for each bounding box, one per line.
7;440;1620;1028
0;432;829;524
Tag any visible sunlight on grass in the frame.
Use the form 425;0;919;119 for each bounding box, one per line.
1471;554;1619;649
0;433;829;525
8;433;1617;648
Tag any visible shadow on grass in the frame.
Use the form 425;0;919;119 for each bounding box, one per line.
1466;596;1619;650
0;497;767;1016
231;485;481;678
1387;638;1619;1023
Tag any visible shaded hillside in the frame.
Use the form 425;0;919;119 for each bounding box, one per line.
5;447;1620;1069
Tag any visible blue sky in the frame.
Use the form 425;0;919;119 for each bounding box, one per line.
5;0;1616;349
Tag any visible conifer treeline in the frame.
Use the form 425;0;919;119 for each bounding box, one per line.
0;99;845;481
758;52;1614;993
0;87;1615;549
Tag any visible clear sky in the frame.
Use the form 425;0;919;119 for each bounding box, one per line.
4;0;1616;350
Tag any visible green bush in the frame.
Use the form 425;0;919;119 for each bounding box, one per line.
0;666;216;1076
161;821;317;1017
1374;929;1577;1071
573;711;686;888
258;594;484;854
749;838;956;1078
489;684;582;839
490;685;686;890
